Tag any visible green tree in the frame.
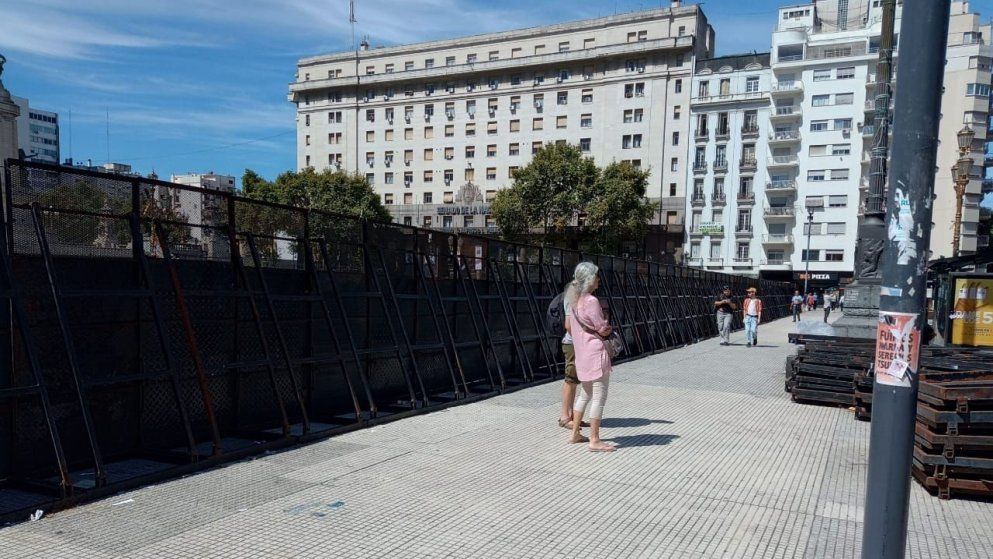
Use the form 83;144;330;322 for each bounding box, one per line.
580;161;657;252
491;143;597;240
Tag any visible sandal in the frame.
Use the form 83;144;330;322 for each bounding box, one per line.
589;443;616;453
558;419;591;429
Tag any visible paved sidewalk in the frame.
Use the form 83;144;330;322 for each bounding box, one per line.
2;313;991;558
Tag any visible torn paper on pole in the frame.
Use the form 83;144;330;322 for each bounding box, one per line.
887;186;917;266
874;310;920;387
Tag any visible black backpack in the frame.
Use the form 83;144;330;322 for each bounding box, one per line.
546;292;567;337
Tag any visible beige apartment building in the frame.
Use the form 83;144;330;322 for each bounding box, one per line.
931;1;993;258
289;4;713;252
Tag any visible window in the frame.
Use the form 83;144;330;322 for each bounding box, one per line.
424;126;434;139
581;114;592;128
404;193;413;204
509;143;520;156
305;135;311;146
669;183;677;196
627;31;637;43
558;41;570;52
405;128;414;140
670;158;678;172
697;81;709;97
329;132;343;144
825;250;844;262
533;117;544;130
827;223;846;235
464;215;475;228
403;216;412;226
444;169;453;183
583;38;595;49
424;58;434;68
837;67;855;79
626;58;646;73
813;69;831;82
672;132;679;146
623;109;634;123
556;115;567;129
465;168;475;181
674;79;682;93
830;169;849;181
423;148;434;161
579;138;591;152
511;47;522;58
533;94;544;111
581;89;593;103
638;30;647;41
487;121;497;135
834;118;852;131
385;172;394;184
831;144;851;155
465;146;475;158
467;53;477;63
489;50;499;61
532;141;542;154
829;195;848;207
812;94;830;106
444;191;454;204
810;120;829;132
486;144;497;157
622;135;632;149
557;91;568;105
802;250;821;262
404;61;414;71
384;193;394;205
809;145;827;157
719;79;731;96
673;105;681;120
803;222;822;236
745;76;759;93
465;123;476;136
365;130;375;142
424;170;433;183
486;167;496;180
635;83;645;96
967;83;991;96
366;173;375;185
835;93;854;105
328;111;343;123
445;125;454;137
445;56;455;66
304;114;311;127
807;170;826;181
404;150;413;164
511;74;521;85
534;44;545;55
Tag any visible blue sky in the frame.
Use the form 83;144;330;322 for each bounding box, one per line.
2;0;992;187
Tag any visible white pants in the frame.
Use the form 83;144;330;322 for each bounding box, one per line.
716;312;733;343
574;373;610;420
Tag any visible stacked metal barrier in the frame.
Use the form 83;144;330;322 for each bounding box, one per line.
0;159;793;522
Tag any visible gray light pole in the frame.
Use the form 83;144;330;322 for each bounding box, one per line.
803;206;814;295
861;1;950;557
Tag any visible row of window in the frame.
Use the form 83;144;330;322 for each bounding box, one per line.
694;111;760;135
303;148;650;170
394;214;495;229
693;144;758;166
812;67;856;81
368;167;516;186
811;92;854;106
28;112;56;124
383;190;497;205
301;28;691;81
696;76;761;98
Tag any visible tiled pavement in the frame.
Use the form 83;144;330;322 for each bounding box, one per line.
2;313;992;558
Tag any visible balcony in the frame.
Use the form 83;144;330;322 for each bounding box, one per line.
862;125;876;137
691;193;706;207
715;128;731;141
768;155;799;168
764;206;796;219
739;158;758;173
693;161;708;174
771;81;803;96
685;257;704;267
704;258;724;268
711;192;727;206
761;259;792;269
688;227;705;237
692;91;768;105
735;227;754;238
695;129;709;142
741;124;760;138
737;191;755;204
713;159;729;173
765;180;797;194
732;257;753;267
769;130;800;144
770;106;801;120
762;234;794;246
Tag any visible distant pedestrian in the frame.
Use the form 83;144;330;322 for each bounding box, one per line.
830;293;838;311
743;287;762;347
791;290;804;322
823;299;831;322
714;285;737;345
807;293;815;311
566;262;615;453
839;294;845;312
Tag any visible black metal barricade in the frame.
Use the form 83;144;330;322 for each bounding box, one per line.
0;159;794;521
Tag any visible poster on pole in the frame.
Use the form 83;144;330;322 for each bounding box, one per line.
949;276;993;346
874;311;919;388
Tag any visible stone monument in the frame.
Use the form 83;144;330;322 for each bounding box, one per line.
0;53;21;199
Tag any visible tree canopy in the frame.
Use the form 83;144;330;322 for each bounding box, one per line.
492;143;657;251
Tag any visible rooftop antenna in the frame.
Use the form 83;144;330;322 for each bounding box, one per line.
67;106;73;164
105;107;110;164
349;0;357;51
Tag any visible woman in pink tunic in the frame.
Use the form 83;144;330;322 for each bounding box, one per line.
565;262;615;452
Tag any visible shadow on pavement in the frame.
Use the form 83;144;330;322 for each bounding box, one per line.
607;433;679;448
601;417;674;428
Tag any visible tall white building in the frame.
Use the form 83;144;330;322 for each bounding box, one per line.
684;53;772;277
12;96;58;164
290;5;714;257
931;1;992;257
167;172;236;256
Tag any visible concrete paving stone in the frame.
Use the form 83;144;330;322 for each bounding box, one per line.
0;313;990;558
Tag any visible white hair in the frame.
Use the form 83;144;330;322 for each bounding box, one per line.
565;261;599;308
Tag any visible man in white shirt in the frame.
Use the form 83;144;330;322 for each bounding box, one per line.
790;290;804;322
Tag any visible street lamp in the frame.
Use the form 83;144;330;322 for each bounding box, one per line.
952;125;975;257
803;205;815;295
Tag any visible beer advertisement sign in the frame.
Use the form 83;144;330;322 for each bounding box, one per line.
949;276;993;346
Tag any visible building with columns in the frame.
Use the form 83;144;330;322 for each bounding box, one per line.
290;4;714;258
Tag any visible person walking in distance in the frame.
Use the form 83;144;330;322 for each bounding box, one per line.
743;287;762;347
823;292;832;323
714;285;737;345
791;290;804;322
567;262;615;453
806;292;815;311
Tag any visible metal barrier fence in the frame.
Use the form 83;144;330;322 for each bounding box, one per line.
0;159;793;521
